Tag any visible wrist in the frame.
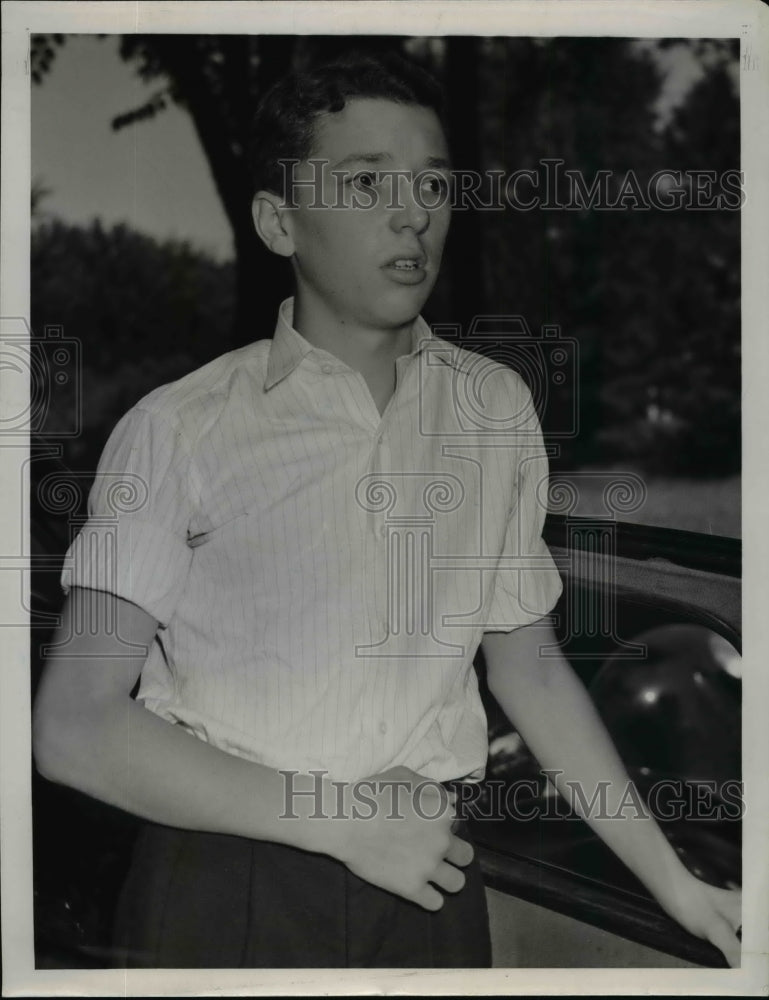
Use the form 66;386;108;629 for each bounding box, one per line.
274;770;352;859
641;845;697;911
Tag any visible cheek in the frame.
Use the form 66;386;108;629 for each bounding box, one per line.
298;213;371;273
431;209;452;247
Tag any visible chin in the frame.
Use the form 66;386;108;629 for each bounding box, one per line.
376;288;432;328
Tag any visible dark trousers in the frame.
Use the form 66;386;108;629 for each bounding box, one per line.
111;820;491;968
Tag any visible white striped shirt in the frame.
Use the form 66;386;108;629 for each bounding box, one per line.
62;298;562;781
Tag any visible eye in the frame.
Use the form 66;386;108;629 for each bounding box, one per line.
351;170;378;189
419;173;450;200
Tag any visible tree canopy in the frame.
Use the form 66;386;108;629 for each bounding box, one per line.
32;34;740;476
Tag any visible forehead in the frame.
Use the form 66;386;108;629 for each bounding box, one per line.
309;97;449;165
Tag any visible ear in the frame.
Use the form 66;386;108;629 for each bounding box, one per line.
252;191;295;258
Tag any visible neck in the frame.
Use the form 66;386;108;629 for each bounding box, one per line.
292;294;416;376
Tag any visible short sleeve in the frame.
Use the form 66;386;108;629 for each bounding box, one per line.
483;382;563;632
60;405;196;627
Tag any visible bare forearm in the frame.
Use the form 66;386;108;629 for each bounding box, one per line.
484;629;692;904
33;589;341;856
36;692;340;854
483;623;741;966
34;685;474;913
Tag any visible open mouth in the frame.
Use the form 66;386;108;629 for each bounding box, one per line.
382;250;428;285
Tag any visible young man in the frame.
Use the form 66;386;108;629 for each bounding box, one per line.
33;53;741;969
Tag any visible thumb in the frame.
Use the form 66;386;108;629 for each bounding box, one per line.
707;912;742;968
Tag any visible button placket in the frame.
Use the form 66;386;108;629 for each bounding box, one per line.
370;425;391;542
359;414;397;647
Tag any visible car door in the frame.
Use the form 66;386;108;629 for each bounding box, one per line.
470;509;740;968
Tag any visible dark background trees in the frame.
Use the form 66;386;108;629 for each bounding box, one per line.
31;218;234;465
31;34;740;479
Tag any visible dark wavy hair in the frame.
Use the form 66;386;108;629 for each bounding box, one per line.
249;51;445;196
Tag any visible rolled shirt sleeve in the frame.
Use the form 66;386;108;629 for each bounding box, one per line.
483;384;563;631
61;405;196;627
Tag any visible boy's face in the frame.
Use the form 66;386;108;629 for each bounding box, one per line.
282;97;452;331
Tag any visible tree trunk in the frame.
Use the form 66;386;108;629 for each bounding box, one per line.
232;222;292;348
445;37;484;335
150;36;295;348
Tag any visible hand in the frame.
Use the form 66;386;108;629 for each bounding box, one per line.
334;766;474;911
657;870;742;967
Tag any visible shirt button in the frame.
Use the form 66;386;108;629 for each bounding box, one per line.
321;364;334;374
379;721;388;735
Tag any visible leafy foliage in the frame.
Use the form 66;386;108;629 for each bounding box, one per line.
32;219;235;470
31;35;740;476
30;34;66;84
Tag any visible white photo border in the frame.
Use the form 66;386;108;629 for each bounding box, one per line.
2;1;768;995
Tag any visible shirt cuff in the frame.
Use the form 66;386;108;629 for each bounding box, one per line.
482;538;563;632
61;517;193;627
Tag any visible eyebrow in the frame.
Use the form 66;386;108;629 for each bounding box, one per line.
330;152;453;172
424;156;452;171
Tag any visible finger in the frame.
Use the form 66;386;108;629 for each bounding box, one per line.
707;912;742;969
412;884;445;912
722;887;742;930
706;884;742;934
431;860;466;894
445;833;474;868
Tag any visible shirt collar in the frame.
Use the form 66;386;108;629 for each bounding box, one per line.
264;297;452;391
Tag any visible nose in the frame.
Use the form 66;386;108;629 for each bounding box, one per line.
389;177;429;234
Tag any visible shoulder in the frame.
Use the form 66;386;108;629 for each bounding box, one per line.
428;335;535;409
124;340;271;443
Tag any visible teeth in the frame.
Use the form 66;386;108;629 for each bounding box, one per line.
394;259;418;269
